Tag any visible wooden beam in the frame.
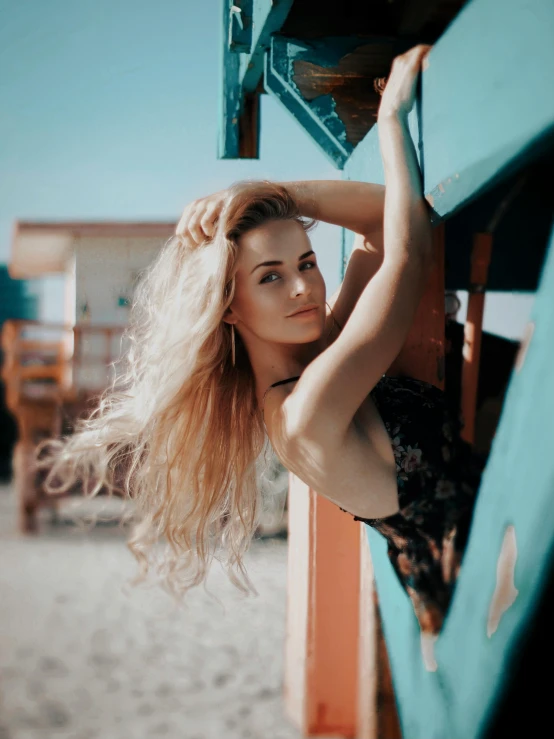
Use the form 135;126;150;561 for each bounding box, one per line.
387;225;447;385
398;0;444;36
460;233;493;444
13;221;176;237
218;0;294;159
265;35;409;168
227;0;253;54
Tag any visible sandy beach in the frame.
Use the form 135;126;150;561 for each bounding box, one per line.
0;483;333;739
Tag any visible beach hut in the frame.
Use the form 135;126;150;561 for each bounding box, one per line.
3;221;174;531
219;1;554;736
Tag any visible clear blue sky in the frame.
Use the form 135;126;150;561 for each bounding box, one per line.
0;0;341;297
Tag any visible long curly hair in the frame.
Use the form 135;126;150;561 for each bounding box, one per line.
37;180;316;602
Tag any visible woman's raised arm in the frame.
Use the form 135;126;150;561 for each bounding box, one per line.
280;46;434;444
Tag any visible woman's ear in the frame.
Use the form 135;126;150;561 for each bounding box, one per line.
222;308;237;326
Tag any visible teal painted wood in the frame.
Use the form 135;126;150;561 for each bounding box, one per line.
345;0;554;222
227;1;253;54
365;220;554;737
264;36;370;167
218;0;294;159
0;267;38;324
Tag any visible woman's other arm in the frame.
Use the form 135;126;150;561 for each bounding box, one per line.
279;180;385;238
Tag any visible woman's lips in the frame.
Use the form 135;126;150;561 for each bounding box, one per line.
288;307;319;318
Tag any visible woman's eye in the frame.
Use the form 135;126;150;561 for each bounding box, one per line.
260;262;316;284
260;273;279;284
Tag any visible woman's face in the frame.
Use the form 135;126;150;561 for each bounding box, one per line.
227;219;326;344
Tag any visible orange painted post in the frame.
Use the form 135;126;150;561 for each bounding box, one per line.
356;527;378;739
284;478;362;737
460;233;493;444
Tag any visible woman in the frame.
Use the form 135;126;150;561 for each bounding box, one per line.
40;45;488;656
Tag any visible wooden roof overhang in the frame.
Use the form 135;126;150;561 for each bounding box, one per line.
219;0;469;164
9;221;176;278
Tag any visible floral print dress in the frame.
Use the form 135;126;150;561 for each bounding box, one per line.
342;374;486;634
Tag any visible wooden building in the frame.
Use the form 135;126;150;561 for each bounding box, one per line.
219;1;554;737
3;221;174;531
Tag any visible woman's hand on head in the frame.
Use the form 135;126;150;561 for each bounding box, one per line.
176;189;227;246
377;44;432;122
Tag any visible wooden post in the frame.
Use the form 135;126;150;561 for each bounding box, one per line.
356;527;378;739
284;478;362;737
460;233;493;444
387;224;446;388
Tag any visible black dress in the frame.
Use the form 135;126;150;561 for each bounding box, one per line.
265;374;486;634
352;374;485;634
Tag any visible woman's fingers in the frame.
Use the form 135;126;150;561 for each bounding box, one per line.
378;43;433;119
176;203;207;245
175;191;226;246
393;44;432;74
200;204;219;239
188;207;206;244
403;43;432;64
175;202;196;238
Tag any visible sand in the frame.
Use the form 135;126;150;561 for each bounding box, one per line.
0;483;327;739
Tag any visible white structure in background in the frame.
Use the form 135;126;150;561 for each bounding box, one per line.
9;221;175;392
455;290;534;341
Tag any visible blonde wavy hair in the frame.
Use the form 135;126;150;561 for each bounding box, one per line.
38;180;316;602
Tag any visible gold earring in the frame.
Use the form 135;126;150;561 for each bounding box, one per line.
325;301;338;337
231;324;236;367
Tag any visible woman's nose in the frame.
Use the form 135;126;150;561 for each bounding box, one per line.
291;274;311;297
